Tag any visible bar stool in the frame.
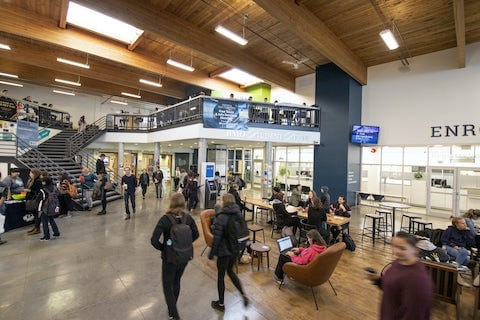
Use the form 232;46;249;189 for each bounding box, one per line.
250;242;271;271
400;213;422;234
248;224;265;243
376;209;392;234
411;220;433;233
362;213;386;244
255;207;270;224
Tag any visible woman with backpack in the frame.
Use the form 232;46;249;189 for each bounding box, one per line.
209;193;249;312
36;176;60;241
150;193;199;320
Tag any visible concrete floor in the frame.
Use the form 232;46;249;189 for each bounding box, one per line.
0;187;460;320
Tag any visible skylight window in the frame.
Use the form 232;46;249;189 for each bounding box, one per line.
67;2;144;45
218;68;263;86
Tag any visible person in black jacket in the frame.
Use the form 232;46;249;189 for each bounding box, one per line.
272;200;300;237
96;154;106;175
209;193;249;312
25;169;43;235
150;193;199;320
228;184;252;213
139;169;150;199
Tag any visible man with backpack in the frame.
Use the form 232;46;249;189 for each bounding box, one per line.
37;175;60;241
209;193;249;313
150;193;199;320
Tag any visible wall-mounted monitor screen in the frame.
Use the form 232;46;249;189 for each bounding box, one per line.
351;125;380;144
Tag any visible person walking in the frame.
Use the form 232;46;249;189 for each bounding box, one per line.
153;167;164;198
25;169;43;235
150;193;199;320
0;174;9;245
37;176;60;241
187;173;199;212
96;154;106;175
209;193;249;312
121;167;137;220
139;169;150;199
173;167;180;191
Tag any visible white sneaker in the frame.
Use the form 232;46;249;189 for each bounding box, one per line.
457;265;470;273
273;274;283;284
457;272;472;287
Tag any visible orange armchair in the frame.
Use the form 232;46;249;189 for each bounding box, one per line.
200;209;215;256
281;242;346;310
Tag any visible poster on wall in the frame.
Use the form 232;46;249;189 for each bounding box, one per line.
0;96;17;120
17;119;39;148
203;98;248;130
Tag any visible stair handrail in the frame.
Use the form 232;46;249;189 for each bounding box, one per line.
66;116;107;157
76;149;122;186
14;133;74;182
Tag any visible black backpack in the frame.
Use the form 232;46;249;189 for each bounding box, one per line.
165;214;193;264
42;188;60;216
225;214;250;253
342;233;356;251
238;178;246;190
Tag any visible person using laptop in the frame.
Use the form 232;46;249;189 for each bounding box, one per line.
273;229;327;283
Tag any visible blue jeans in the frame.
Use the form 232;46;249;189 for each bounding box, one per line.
41;213;59;239
124;192;135;215
445;245;469;266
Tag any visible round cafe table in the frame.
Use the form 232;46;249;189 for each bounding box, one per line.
379;202;411;236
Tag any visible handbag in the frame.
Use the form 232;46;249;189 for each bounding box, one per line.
25;199;39;212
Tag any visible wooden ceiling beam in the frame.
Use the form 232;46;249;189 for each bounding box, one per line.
0;37;185;99
453;0;466;68
74;0;296;91
253;0;367;85
0;5;241;93
58;0;69;29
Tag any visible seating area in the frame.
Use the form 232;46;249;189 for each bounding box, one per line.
1;189;477;319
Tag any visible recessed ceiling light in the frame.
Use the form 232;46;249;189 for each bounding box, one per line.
194;142;197;144
56;57;90;69
121;92;141;99
168;144;172;147
55;78;81;86
0;80;23;87
0;43;11;50
0;72;18;78
189;146;193;148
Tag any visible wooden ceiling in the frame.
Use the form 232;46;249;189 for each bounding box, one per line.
0;0;479;104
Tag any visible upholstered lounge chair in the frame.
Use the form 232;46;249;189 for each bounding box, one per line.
280;242;346;310
200;209;215;256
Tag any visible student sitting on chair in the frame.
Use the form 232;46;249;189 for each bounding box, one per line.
329;195;351;243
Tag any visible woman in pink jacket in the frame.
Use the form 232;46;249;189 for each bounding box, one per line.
273;229;327;283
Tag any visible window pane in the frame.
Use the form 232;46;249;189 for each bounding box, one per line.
362;146;381;164
275;147;287;161
404;147;427;165
382;147;403;165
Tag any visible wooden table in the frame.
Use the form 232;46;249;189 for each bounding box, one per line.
297;210;351;227
379;202;411;236
244;198;272;222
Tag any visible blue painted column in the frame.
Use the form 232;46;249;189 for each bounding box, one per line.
313;64;362;206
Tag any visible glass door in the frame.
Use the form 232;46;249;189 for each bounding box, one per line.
252;160;263;189
427;167;455;217
457;169;480;214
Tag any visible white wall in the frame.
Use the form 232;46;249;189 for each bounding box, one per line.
270;73;315;105
363;42;480;146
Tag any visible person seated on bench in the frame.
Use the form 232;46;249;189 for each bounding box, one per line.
329;195;351;243
273;229;327;283
441;217;476;272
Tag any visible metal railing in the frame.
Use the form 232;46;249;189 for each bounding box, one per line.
67;116;107;157
76;149;122;186
15;134;73;182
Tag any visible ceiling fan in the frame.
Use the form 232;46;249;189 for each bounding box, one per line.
282;58;309;69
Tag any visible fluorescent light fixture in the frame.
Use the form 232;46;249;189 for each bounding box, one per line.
215;25;248;46
57;57;90;69
53;89;75;96
121;92;141;99
218;68;263;86
379;29;399;50
166;59;195;72
0;80;23;87
0;72;18;78
0;43;11;50
67;2;144;45
139;78;162;87
110;100;127;105
55;78;81;86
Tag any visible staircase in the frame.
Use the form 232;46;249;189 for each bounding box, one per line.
15;117;122;210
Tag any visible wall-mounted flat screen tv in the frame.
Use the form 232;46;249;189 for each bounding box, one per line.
351;125;380;144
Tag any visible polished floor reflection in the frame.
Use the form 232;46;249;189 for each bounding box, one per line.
0;188;474;319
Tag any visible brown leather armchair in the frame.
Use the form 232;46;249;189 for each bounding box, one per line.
200;209;215;256
281;242;346;310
